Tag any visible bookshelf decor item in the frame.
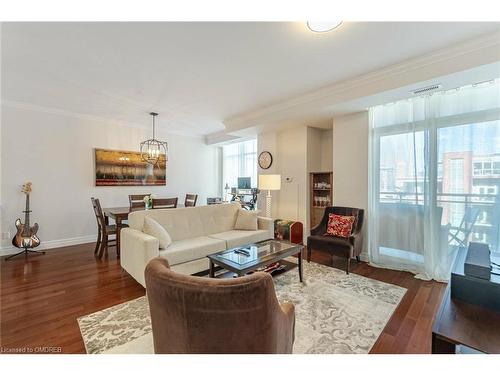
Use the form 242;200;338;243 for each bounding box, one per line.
310;172;333;229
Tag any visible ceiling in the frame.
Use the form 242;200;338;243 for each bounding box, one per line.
2;22;499;137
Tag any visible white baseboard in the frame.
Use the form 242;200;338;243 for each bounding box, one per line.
0;235;96;256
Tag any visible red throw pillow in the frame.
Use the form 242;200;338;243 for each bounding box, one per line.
325;213;355;238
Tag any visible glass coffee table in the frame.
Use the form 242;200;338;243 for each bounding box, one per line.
207;239;304;282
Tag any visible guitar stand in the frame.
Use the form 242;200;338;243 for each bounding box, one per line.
5;247;45;261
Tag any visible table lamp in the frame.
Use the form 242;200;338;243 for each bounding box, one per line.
258;174;281;218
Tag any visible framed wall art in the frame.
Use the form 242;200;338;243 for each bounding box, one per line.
94;148;166;186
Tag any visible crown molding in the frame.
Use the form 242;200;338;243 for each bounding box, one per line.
223;31;500;132
204;130;242;145
1;99;144;128
1;100;205;140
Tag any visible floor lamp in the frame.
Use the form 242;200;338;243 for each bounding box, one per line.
258;174;281;218
224;182;230;202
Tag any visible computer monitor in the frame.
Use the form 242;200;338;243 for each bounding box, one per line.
237;177;251;189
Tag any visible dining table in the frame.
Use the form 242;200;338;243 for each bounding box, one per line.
102;204;184;256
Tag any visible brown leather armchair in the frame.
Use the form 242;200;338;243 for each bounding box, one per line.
145;257;295;354
307;206;364;274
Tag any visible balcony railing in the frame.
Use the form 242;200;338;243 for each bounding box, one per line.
379;191;500;250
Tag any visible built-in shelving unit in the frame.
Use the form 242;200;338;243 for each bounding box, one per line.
310;172;333;229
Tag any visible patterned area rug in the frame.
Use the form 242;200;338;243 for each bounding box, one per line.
78;261;406;354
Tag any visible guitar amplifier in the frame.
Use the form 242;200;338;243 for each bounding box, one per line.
451;242;500;312
274;219;303;245
464;242;491;280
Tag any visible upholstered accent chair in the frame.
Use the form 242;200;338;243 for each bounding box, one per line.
307;206;364;274
145;257;295;354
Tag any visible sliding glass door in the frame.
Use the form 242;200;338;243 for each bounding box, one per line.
437;121;500;254
369;80;500;280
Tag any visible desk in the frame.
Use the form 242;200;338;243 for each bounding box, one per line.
103;205;183;255
229;192;258;210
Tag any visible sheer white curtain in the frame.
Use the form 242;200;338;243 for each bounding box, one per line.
369;80;500;281
222;139;257;194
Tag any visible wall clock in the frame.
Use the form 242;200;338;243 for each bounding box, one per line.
258;151;273;169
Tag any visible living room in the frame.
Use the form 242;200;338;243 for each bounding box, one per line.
1;1;500;373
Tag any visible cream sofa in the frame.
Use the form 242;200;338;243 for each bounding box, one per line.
120;203;274;287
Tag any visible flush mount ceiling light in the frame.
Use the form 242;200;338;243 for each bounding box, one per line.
140;112;168;166
306;21;343;33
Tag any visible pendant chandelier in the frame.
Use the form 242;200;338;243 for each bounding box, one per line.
140;112;168;165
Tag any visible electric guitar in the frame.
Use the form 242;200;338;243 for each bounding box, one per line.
12;182;41;249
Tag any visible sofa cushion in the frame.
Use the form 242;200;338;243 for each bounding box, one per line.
234;209;258;231
128;203;240;241
209;230;271;249
159;236;226;266
143;217;172;249
307;234;352;258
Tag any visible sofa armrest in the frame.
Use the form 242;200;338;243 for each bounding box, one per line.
276;302;295;353
258;216;274;236
120;228;160;288
348;226;364;257
310;223;325;236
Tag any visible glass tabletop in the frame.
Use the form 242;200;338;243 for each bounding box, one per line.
208;239;301;268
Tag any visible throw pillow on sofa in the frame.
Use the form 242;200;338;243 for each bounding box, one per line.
234;208;258;231
143;217;172;249
325;213;355;238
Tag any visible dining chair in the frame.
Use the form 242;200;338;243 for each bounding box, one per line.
152;197;178;209
448;207;481;248
91;197;126;258
129;194;151;209
184;194;198;207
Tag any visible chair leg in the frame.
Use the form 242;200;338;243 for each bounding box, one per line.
307;247;311;263
104;235;109;256
346;257;350;275
94;228;101;255
99;235;107;258
115;234;120;258
356;255;360;263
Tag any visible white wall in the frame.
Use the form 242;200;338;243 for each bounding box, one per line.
258;126;333;241
320;129;333;172
332;111;369;257
0;105;221;253
257;127;308;237
256;131;279;217
306;127;322;174
276;126;308;226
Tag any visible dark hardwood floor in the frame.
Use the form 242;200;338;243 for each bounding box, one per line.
0;243;446;354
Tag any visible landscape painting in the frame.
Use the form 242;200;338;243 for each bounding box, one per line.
94;148;166;186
